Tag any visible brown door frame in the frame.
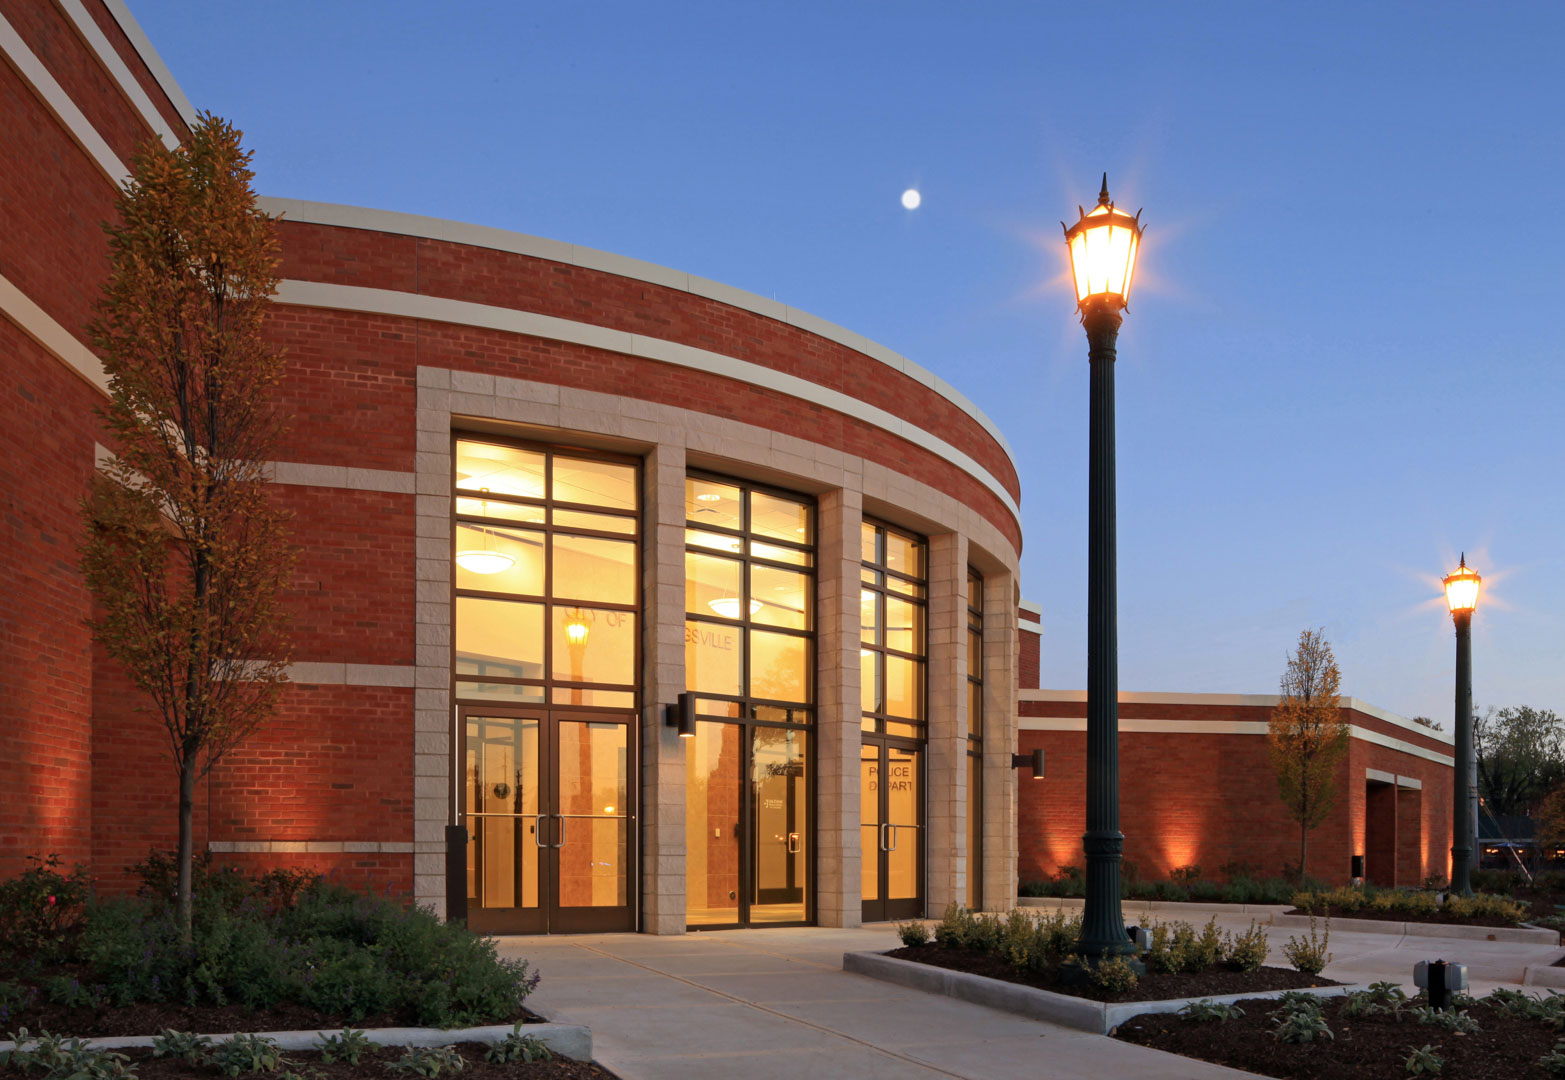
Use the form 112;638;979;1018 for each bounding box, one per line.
862;734;925;923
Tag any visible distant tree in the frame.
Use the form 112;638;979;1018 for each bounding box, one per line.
1267;629;1349;883
79;114;292;943
1537;783;1565;863
1410;715;1443;732
1476;705;1565;819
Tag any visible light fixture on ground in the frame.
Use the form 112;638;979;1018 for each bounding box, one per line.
1443;554;1481;896
1062;174;1144;964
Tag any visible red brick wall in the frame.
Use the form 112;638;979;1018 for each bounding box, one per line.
1018;628;1040;690
1017;699;1454;888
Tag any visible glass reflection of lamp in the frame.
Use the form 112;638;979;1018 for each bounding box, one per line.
565;610;590;705
455;490;516;574
1443;553;1481;897
708;597;762;619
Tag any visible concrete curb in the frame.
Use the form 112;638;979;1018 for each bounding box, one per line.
0;1023;592;1063
1522;964;1565;988
1269;912;1560;945
843;950;1364;1035
1017;897;1291;917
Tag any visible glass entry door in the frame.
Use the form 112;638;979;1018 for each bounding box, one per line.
861;739;923;922
463;709;633;933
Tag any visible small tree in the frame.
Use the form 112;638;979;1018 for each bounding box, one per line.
1267;628;1348;883
1476;705;1565;819
80;114;292;941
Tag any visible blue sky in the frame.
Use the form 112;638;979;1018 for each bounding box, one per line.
130;1;1565;723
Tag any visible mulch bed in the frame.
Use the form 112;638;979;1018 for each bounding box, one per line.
4;999;543;1039
884;944;1337;1003
1283;904;1523;928
113;1043;612;1080
1115;996;1558;1079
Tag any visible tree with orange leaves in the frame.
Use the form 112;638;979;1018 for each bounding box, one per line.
80;114;292;941
1267;628;1348;884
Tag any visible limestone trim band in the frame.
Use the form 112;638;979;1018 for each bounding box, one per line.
288;663;416;688
56;0;181;149
265;461;416;494
1;273;109;392
0;12;129;183
259;196;1016;464
1019;618;1043;635
1017;715;1455;768
99;0;198;129
1019;688;1452;745
1367;768;1423;790
272;279;1021;525
208;840;415;854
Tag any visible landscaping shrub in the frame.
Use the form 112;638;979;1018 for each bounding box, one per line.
1017;871;1302;904
1404;1044;1444;1076
1178;999;1245;1023
2;1029;138;1080
1291;884;1526;925
0;856;91;967
1087;955;1139;993
1222;921;1270;971
1282;914;1332;976
894;920;930;946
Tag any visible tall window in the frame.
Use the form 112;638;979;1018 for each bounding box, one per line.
860;522;926;738
684;474;814;927
452;438;639;708
967;568;984;911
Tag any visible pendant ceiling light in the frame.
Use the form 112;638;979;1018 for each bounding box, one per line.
456;494;516;574
708;597;762;619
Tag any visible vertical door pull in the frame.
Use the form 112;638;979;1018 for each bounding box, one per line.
533;814;550;849
552;815;567;848
787;832;801;854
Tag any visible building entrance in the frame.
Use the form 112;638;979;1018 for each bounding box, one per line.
861;739;923;922
462;709;635;933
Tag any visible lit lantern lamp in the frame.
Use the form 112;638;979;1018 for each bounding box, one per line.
1442;554;1481;897
565;613;590;647
1063;174;1144;316
1063;174;1146;968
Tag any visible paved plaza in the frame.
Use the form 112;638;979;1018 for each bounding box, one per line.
497;908;1565;1080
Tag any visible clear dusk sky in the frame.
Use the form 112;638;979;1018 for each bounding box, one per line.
128;1;1565;726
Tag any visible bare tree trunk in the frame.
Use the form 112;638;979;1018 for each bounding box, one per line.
177;757;197;944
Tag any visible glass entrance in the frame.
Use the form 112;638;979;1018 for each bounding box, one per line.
862;740;923;922
463;709;633;933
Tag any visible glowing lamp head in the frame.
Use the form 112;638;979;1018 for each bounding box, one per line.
708;597;763;619
1443;554;1481;617
455;550;515;575
565;615;590;645
1062;174;1144;312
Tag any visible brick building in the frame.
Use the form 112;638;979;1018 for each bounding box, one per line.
1;1;1451;935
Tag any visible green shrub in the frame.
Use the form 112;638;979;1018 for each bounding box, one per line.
933;903;972;949
209;1034;286;1076
0;856;91;967
0;982;38;1026
1087;955;1138;993
1538;1038;1565;1076
1404;1044;1444;1076
1282;914;1331;976
483;1024;551;1064
384;1046;464;1078
1017;880;1051;898
1410;1006;1480;1033
894;920;930;947
1170;864;1202;884
1189;917;1223;971
151;1031;213;1062
1269;994;1331;1044
1222;921;1269;972
42;975;106;1011
315;1029;378;1065
1177;999;1244;1022
3;1029;137;1080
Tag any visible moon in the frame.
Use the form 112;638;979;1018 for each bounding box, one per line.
901;188;921;210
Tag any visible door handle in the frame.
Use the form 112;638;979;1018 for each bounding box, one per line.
886;824;899;852
878;822;889;851
787;832;801;854
552;815;567;848
533;814;549;849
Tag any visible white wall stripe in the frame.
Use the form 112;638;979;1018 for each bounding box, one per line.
1017;715;1455;768
287;662;416;688
99;0;197;130
208;840;416;855
266;461;415;494
0;12;128;183
1019;688;1452;745
1;273;108;392
273;279;1022;525
1019;619;1043;635
56;0;180;149
257;196;1017;464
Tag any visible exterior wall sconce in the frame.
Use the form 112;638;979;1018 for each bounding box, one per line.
1012;748;1045;779
1351;854;1365;885
664;691;696;738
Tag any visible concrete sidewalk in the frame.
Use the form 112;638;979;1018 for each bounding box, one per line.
494;914;1565;1080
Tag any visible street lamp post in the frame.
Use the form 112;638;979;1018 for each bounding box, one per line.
1443;555;1481;896
1063;175;1143;962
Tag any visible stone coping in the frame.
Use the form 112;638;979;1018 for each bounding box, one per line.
1018;896;1291;917
843;950;1364;1035
0;1023;592;1063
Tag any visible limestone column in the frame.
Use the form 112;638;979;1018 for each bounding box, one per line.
640;443;687;933
815;489;862;927
982;571;1020;912
924;533;967;914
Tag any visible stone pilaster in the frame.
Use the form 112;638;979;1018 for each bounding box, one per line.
983;571;1019;912
815;488;862;927
924;533;967;914
641;442;687;933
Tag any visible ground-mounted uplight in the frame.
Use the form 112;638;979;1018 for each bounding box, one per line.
1063;175;1145;966
1442;554;1481;896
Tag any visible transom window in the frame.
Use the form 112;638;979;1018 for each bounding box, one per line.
453;438;639;710
860;521;926;738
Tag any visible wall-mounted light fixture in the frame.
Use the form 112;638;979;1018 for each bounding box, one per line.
664;691;696;738
1012;748;1045;780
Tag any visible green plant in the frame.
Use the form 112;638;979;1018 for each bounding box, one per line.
1409;1006;1480;1033
0;856;91;966
384;1046;465;1078
209;1034;286;1076
1269;995;1332;1044
1537;1038;1565;1076
1169;864;1202;884
1177;999;1244;1022
1345;980;1409;1019
315;1029;378;1065
1282;913;1331;975
933;903;971;949
3;1029;138;1080
483;1024;552;1064
0;981;38;1026
1222;921;1269;972
41;975;106;1011
1087;956;1138;993
1404;1044;1444;1075
1190;916;1223;970
152;1031;213;1062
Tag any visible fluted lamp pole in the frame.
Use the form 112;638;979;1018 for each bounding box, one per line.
1063;175;1143;963
1443;555;1480;897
